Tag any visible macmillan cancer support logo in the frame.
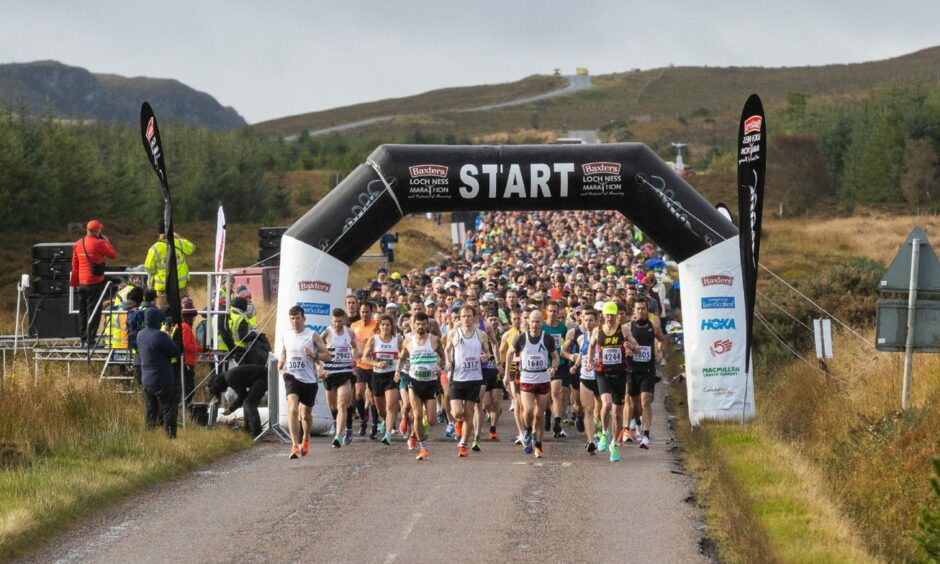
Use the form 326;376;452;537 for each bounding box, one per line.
703;366;741;377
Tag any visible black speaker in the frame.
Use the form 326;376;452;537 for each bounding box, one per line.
32;242;73;261
258;226;288;240
33;260;71;279
258;237;281;249
28;294;81;338
258;247;280;266
33;278;70;295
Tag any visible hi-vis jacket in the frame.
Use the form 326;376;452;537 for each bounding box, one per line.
145;237;195;291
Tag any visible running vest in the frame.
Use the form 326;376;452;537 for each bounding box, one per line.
595;325;627;374
283;329;318;384
409;334;438;382
542;321;568;366
579;335;596;381
323;326;353;375
371;334;399;374
451;327;483;382
505;327;520;380
519;332;550;384
629;320;656;371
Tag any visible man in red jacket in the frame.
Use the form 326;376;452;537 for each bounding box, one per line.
70;219;117;348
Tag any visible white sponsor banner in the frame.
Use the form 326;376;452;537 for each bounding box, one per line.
275;236;350;433
679;236;755;425
212;205;226;350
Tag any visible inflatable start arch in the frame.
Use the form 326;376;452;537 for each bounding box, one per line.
276;143;755;428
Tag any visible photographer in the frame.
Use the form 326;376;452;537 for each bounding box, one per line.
69;219;117;349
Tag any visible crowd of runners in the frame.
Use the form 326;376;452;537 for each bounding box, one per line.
278;211;678;462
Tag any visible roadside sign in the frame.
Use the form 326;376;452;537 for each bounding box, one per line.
813;319;833;359
879;226;940;293
875;299;940;352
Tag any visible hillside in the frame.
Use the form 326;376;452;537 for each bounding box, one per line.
0;60;245;131
252;46;940;143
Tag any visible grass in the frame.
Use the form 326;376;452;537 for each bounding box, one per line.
0;370;253;559
250;46;940;148
347;214;453;289
671;214;940;562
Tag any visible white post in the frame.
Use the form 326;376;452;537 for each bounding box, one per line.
902;239;919;410
13;281;22;360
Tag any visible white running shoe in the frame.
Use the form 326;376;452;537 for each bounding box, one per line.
640;436;651;449
509;400;516;412
634;427;643;442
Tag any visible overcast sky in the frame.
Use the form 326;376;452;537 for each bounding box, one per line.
2;1;939;124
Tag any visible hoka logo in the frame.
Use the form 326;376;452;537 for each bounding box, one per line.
701;318;736;331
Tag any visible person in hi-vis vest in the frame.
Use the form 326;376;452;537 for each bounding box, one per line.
144;219;195;308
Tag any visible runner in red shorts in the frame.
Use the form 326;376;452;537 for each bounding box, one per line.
511;310;559;459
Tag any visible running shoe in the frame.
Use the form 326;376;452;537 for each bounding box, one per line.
329;421;336;436
378;421;386;436
534;447;544;459
562;417;574;426
399;417;409;435
343;429;353;445
457;445;469;457
514;435;524;446
598;432;609;453
523;437;534;455
370;425;378;440
437;410;446;424
634;427;643;442
586;442;597;455
488;431;500;441
640;436;651;449
331;436;341;449
416;448;429;461
455;420;463;440
471;439;482;452
558;429;568;438
552;422;562;437
575;415;585;433
593;434;601;445
522;429;531;446
444;422;455;438
407;436;418;450
623;429;634;443
382;432;392;445
609;443;621;462
289;444;301;460
359;420;368;436
301;439;310;457
509;400;515;412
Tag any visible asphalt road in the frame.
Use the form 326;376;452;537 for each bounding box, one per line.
24;380;706;564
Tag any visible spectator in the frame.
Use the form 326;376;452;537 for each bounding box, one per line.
214;364;268;436
69;219;117;348
380;232;398;263
144;219;195;307
137;307;180;438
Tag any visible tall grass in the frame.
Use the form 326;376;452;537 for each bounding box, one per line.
0;368;252;559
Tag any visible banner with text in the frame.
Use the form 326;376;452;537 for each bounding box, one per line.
680;236;755;425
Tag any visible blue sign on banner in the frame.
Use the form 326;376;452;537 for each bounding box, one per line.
701;296;736;309
298;302;331;317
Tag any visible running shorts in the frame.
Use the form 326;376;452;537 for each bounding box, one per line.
283;373;318;407
520;382;551;395
449;380;483;403
596;371;627;406
628;369;657;397
409;379;438;402
371;372;397;396
323;372;353;391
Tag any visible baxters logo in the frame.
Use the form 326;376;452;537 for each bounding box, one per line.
710;339;733;356
581;162;621;175
701;275;734;286
409;164;448;178
298;280;331;293
744;115;762;135
145;117;155;141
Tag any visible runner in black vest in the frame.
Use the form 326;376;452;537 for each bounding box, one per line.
628;297;666;450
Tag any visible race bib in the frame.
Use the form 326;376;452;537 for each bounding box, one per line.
601;347;622;365
461;357;480;372
287;356;306;371
412;367;433;380
524;356;547;371
333;347;352;363
374;351;397;368
633;346;652;363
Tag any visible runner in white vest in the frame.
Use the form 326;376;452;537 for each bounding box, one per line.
323;307;359;448
397;312;444;461
444;305;491;458
361;314;403;446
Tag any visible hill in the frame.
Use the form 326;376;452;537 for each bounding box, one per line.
252;46;940;143
0;60;245;131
